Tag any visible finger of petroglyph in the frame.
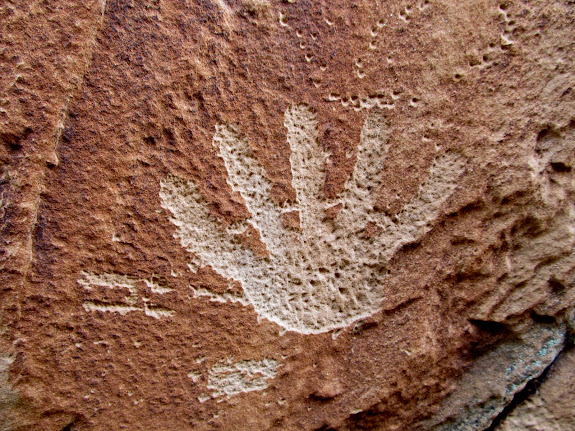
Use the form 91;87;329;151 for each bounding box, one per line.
82;302;141;315
78;271;138;290
339;110;393;232
380;151;466;256
284;104;324;231
159;175;263;282
214;123;284;255
191;286;250;306
142;278;173;294
348;109;392;206
142;301;175;319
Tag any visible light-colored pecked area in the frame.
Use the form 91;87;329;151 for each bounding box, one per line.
160;105;465;334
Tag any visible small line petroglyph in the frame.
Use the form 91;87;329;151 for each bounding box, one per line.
78;271;175;319
192;286;250;306
160;104;465;334
143;277;174;294
83;301;140;315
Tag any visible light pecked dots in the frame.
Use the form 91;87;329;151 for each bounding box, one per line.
289;22;322;69
332;92;397;111
399;6;412;22
367;16;387;51
418;0;430;11
465;2;516;75
354;58;365;79
161;105;465;334
496;3;516;49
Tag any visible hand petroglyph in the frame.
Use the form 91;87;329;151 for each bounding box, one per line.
160;105;465;334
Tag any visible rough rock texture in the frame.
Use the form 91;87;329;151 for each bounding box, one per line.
496;346;575;431
1;0;574;430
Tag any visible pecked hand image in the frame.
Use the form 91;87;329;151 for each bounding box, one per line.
1;0;573;430
161;105;465;334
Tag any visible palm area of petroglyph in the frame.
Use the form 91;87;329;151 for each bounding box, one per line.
160;105;466;334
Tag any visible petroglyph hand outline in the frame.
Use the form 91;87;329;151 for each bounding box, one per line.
160;105;465;334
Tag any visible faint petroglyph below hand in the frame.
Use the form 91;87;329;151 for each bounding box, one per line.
160;104;466;334
78;272;175;319
206;358;278;399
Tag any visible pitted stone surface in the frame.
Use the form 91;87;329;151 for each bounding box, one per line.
496;347;575;431
1;1;574;430
160;107;465;334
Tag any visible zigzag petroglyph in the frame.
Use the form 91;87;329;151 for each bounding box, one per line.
160;105;465;334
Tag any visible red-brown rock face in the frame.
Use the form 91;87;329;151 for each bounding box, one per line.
1;1;574;430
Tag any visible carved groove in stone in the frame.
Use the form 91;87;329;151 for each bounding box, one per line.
78;271;175;319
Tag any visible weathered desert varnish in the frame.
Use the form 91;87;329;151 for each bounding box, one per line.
1;1;574;430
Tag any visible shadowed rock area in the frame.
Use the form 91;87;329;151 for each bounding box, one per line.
1;0;574;430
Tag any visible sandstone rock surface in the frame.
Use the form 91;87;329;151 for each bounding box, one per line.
496;346;575;431
1;0;574;430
